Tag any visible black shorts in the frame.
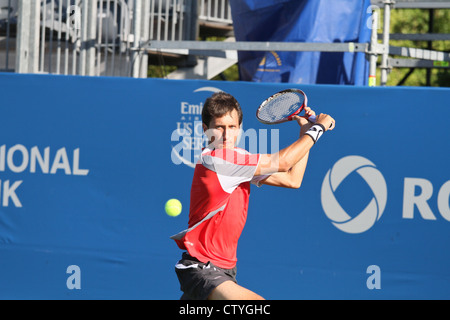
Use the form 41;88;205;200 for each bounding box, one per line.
174;252;237;300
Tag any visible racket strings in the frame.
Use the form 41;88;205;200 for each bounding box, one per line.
257;92;303;123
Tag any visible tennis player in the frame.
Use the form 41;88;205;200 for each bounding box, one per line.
171;92;334;300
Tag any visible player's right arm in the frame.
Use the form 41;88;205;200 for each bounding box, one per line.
254;113;335;187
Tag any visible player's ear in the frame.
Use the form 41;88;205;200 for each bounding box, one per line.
202;123;208;133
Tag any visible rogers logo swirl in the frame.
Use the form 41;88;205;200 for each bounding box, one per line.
321;156;388;234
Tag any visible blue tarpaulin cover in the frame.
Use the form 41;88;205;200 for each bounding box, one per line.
229;0;372;85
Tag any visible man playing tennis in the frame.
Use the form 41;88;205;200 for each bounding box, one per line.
171;92;335;300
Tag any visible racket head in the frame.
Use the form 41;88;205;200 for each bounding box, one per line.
256;89;308;125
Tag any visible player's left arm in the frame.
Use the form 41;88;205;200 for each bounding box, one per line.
258;151;309;188
258;112;314;189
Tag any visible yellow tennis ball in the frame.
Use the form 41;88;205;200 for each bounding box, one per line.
165;199;182;217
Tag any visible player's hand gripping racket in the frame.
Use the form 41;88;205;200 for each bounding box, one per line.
256;89;333;129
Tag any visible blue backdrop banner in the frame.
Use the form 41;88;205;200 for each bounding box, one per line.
0;73;449;299
229;0;372;85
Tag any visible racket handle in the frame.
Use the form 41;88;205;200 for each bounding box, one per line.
307;115;317;122
306;115;334;129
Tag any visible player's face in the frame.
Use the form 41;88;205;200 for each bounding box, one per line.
204;109;241;149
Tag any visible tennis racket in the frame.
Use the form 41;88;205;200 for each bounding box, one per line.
256;89;318;125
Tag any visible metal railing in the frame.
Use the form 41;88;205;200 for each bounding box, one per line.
9;0;232;77
0;0;18;72
149;0;186;41
199;0;232;24
39;0;133;77
14;0;137;76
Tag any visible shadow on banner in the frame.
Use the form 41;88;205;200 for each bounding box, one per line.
229;0;372;85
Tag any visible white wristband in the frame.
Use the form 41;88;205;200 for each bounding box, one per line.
305;124;325;144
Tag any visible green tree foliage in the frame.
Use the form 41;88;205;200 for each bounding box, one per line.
384;8;450;87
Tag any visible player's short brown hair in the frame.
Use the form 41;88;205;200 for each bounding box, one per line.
202;92;243;128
